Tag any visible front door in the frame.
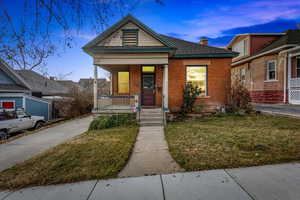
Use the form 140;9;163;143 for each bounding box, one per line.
142;73;155;106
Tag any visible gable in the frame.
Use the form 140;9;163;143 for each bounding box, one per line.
98;22;164;47
0;68;15;84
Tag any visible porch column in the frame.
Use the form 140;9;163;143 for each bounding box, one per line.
110;72;113;95
93;65;98;110
163;64;169;110
287;55;292;103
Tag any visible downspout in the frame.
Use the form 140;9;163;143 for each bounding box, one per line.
283;55;287;103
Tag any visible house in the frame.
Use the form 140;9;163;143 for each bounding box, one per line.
78;78;110;95
16;70;69;99
83;15;237;113
0;60;52;121
57;80;83;93
228;30;300;104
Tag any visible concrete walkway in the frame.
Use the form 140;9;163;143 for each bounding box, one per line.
0;116;93;172
254;103;300;118
119;108;183;177
1;163;300;200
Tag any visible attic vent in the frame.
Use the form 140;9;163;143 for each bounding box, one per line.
122;29;138;46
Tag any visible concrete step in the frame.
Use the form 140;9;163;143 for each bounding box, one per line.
140;122;164;127
140;119;163;123
140;117;163;121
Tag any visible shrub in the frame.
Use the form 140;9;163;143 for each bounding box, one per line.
54;88;92;119
181;83;202;115
89;114;136;130
227;80;253;113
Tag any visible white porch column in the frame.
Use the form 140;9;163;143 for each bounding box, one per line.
93;65;98;110
163;64;169;110
109;72;113;95
287;55;292;103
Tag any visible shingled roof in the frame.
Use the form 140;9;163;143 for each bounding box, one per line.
83;14;237;58
16;70;69;96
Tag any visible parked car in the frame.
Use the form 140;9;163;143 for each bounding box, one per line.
0;109;45;139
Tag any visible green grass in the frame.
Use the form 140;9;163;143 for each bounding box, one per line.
166;114;300;171
0;125;138;190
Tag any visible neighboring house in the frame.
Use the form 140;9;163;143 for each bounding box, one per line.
57;80;83;93
0;60;52;121
79;78;111;95
16;70;69;99
83;15;237;112
228;30;300;104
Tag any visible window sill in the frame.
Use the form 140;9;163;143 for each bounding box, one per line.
196;96;210;99
264;80;278;83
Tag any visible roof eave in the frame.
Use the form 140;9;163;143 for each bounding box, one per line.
172;53;238;58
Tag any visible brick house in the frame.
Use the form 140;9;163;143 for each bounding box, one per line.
228;30;300;104
83;15;236;113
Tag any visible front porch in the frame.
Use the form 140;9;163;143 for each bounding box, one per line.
92;63;169;114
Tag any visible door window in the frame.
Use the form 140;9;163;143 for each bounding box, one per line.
143;75;154;89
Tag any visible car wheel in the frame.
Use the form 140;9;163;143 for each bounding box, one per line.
34;121;44;130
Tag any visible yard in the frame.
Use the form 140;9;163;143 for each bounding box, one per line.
0;125;138;190
166;114;300;171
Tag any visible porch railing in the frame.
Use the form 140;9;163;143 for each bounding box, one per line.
95;95;140;112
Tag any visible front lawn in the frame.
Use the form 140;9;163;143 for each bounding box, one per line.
166;114;300;171
0;125;138;190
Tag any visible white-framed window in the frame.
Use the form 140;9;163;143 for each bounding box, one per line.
232;39;249;57
296;57;300;78
186;66;207;96
240;68;246;84
266;60;277;81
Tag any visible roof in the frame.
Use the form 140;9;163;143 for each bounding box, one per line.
56;80;82;91
83;14;237;58
0;59;30;92
159;34;236;58
16;70;69;96
227;33;285;48
254;30;300;55
79;78;109;88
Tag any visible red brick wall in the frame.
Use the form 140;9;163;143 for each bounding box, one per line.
250;36;279;55
168;58;232;112
250;90;284;104
155;65;163;106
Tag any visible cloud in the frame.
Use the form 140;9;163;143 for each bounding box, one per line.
175;0;300;42
166;32;188;38
198;18;299;47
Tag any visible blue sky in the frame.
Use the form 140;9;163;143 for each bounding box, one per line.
41;0;300;80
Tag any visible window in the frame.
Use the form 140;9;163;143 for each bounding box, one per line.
297;57;300;78
240;68;246;84
142;66;155;73
232;39;248;57
122;29;138;46
266;60;277;81
0;101;15;109
118;72;129;93
186;66;207;96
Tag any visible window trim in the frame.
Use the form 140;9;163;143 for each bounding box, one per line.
232;38;249;58
185;65;208;96
117;71;130;94
266;60;277;81
122;29;138;47
296;56;300;78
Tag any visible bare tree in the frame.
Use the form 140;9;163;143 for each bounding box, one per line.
0;0;163;71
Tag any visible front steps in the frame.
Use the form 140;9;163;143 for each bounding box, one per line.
139;108;164;126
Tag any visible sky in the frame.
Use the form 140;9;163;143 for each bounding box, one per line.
10;0;300;81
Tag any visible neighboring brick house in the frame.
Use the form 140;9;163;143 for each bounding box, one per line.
78;78;110;95
228;30;300;104
83;15;237;113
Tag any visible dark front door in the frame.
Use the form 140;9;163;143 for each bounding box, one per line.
142;74;155;106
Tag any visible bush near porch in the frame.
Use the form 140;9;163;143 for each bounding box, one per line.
0;125;138;190
166;114;300;171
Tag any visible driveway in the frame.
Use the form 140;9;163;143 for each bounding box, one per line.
0;116;93;172
254;103;300;118
1;163;300;200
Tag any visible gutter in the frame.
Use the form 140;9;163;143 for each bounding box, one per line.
231;44;297;67
279;45;300;55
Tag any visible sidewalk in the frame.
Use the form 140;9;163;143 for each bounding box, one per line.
1;163;299;200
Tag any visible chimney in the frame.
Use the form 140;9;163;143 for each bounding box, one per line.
200;37;208;45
